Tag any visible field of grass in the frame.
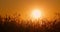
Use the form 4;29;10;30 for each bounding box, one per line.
0;15;60;32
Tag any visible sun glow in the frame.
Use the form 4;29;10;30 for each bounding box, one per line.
31;9;42;20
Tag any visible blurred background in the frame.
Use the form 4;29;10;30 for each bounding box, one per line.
0;0;60;32
0;0;60;20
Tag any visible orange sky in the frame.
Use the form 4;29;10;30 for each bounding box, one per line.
0;0;60;20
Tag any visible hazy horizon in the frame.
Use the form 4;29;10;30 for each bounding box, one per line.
0;0;60;20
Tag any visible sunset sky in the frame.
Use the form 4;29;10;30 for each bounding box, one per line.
0;0;60;20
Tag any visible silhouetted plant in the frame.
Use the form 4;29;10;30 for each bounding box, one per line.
0;14;60;32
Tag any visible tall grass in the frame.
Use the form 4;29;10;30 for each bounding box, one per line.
0;15;60;32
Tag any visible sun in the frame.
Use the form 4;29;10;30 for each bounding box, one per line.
31;9;42;19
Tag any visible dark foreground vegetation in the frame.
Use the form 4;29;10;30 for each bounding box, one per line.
0;15;60;32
